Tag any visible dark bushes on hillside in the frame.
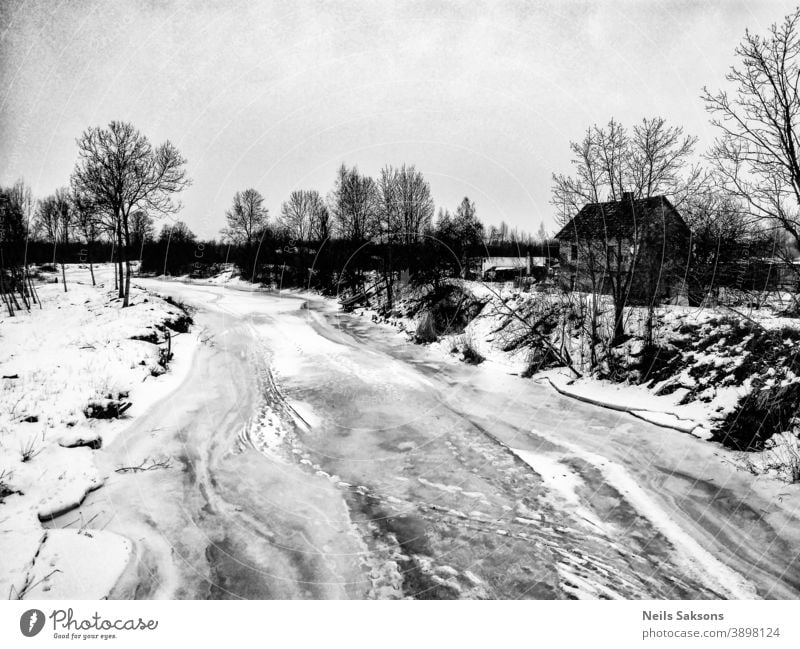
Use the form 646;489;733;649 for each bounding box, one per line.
716;382;800;451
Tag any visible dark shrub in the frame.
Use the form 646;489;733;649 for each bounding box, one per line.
715;382;800;451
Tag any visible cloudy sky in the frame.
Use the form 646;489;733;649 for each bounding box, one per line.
1;0;797;238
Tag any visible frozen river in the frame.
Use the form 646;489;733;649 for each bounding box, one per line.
71;280;800;599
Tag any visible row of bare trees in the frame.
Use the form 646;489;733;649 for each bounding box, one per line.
218;164;491;296
221;163;452;248
31;188;157;293
1;122;191;313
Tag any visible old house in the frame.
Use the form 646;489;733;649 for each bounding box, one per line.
554;193;691;303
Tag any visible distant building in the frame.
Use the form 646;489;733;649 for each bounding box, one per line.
554;193;691;303
481;255;549;281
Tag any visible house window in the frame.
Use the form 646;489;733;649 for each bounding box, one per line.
570;244;578;261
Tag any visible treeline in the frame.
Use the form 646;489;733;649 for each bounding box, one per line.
2;150;552;310
136;163;549;295
206;164;483;293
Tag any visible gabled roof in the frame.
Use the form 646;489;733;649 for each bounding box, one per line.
554;195;687;241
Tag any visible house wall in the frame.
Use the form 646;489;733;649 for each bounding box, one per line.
556;206;691;302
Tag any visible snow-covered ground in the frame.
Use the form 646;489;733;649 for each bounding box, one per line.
3;267;800;600
0;265;197;599
108;278;800;598
344;278;800;482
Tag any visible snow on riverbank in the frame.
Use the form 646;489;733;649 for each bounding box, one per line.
0;265;197;599
534;369;713;439
335;278;800;481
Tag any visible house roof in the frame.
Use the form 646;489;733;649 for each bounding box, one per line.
554;195;687;241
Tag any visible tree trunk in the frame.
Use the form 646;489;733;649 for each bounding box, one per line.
612;301;625;346
0;255;13;316
26;267;41;308
111;240;118;291
124;259;131;307
590;291;600;369
60;230;68;292
86;241;96;287
384;245;394;311
122;214;132;307
0;282;13;317
116;220;125;299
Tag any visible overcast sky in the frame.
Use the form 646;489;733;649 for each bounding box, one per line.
1;0;797;239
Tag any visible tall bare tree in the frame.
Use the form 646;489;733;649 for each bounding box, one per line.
703;8;800;265
72;190;100;286
8;180;35;272
54;188;73;291
377;164;434;245
308;191;330;242
551;117;700;345
36;194;61;265
130;209;155;265
221;188;268;248
36;189;72;291
279;190;315;241
330;164;379;242
71;121;190;306
377;166;401;243
552;117;699;225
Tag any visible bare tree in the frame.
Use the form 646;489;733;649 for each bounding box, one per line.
36;189;72;291
552;118;699;224
71;121;190;306
36;194;61;265
72;190;100;286
703;8;800;265
630;118;700;201
377;164;434;245
279;190;315;241
551;117;700;346
497;221;509;245
308;191;330;242
377;166;401;243
330;164;379;242
54;188;73;291
8;181;36;275
222;188;268;248
130;210;154;265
